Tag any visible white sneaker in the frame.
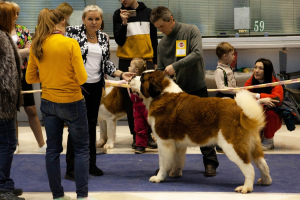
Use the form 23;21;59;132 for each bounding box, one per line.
14;145;19;154
38;144;47;153
77;196;98;200
262;137;274;151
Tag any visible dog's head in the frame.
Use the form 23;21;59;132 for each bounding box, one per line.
130;70;171;99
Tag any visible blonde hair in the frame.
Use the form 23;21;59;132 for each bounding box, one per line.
56;2;73;17
131;58;147;76
216;42;234;59
31;9;64;61
82;5;103;19
6;2;19;9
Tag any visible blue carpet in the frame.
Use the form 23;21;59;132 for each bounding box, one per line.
11;154;300;193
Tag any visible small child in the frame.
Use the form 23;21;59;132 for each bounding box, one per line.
128;58;150;154
214;42;238;99
214;42;238;153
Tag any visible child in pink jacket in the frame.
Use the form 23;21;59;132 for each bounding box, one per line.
128;58;149;154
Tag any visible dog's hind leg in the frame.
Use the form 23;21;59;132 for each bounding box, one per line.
149;139;176;183
251;138;272;186
219;133;255;193
169;147;187;178
97;119;107;148
103;119;117;149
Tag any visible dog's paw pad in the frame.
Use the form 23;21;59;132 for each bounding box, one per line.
234;185;252;194
104;144;114;149
149;176;163;183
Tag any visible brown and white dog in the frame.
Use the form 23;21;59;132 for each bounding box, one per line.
129;70;272;193
97;86;127;149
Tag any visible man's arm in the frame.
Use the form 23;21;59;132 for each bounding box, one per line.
113;9;128;46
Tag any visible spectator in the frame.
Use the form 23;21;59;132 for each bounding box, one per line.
65;5;135;181
113;0;158;149
8;1;46;154
244;58;284;150
0;2;25;200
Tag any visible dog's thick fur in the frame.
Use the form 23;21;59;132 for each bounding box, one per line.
97;86;127;149
130;70;272;194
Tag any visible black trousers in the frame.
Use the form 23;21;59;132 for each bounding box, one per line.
118;59;154;137
189;87;219;168
66;81;102;173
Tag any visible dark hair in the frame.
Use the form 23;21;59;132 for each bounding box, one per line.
150;6;173;24
0;2;16;33
251;58;277;94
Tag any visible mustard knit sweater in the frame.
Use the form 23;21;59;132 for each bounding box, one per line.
26;34;87;103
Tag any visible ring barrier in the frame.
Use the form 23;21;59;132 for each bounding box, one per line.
21;78;300;94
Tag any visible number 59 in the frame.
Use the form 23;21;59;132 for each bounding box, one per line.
254;21;265;32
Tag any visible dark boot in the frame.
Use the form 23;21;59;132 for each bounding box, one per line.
132;134;136;149
89;154;103;176
147;127;157;149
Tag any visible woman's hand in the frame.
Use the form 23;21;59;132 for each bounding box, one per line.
258;97;279;108
122;72;136;81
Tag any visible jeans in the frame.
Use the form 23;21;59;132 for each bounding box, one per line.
189;87;219;169
0;119;17;192
41;98;89;198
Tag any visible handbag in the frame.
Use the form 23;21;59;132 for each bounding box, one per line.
273;97;300;131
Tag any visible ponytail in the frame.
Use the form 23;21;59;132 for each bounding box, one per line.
32;8;64;61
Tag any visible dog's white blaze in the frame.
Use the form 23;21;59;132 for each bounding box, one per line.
162;78;182;94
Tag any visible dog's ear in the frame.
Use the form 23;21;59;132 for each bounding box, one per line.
148;77;162;98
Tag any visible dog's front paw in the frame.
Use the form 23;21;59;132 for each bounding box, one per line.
234;185;253;194
257;177;272;186
96;139;106;148
149;175;164;183
104;143;114;149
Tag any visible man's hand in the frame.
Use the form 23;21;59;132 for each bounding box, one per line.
163;65;175;76
120;9;129;25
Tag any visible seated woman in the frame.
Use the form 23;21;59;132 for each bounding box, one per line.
244;58;284;151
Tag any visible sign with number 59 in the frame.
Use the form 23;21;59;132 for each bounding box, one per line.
254;21;265;32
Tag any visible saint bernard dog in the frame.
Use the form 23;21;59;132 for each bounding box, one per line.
129;70;272;194
97;86;127;149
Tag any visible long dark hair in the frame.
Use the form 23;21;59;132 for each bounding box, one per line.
251;58;277;94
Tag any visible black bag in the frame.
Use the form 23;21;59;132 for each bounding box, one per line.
273;97;300;131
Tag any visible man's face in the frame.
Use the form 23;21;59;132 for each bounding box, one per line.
120;0;136;8
153;17;175;36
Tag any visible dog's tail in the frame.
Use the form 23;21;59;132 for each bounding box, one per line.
235;90;265;133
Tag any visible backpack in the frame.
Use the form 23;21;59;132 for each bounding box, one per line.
273;97;300;131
